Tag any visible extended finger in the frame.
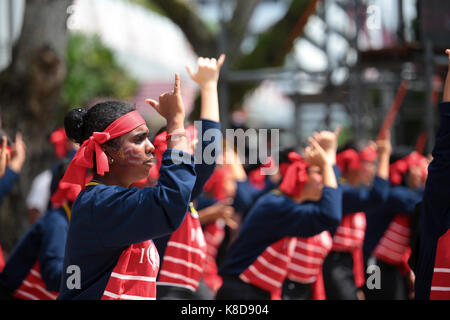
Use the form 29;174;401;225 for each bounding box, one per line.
173;73;180;95
185;65;195;79
217;54;226;68
334;125;342;138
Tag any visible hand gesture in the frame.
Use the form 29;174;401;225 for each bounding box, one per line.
305;137;330;168
0;136;10;178
186;54;225;89
375;132;392;157
9;132;26;173
145;73;185;125
312;126;341;153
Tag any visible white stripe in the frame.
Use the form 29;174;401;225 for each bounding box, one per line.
266;246;290;263
256;256;286;275
167;241;206;259
158;270;200;287
378;237;408;253
374;246;404;261
430;287;450;291
292;251;324;264
295;241;328;255
335;226;365;239
390;222;410;235
14;289;39;300
384;229;410;244
156;282;196;292
434;268;450;273
22;280;58;300
332;235;361;247
102;290;155;300
162;256;203;272
110;272;156;282
29;269;42;279
246;265;281;288
287;274;316;284
288;263;319;275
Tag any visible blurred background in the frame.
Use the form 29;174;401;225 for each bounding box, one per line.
0;0;449;249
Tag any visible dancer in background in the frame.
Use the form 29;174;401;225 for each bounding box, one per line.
322;134;391;300
216;129;342;300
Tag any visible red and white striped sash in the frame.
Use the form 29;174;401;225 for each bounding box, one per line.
202;220;226;293
101;240;159;300
157;205;207;292
13;262;58;300
332;212;366;252
287;231;333;284
239;237;296;294
373;215;411;265
430;229;450;300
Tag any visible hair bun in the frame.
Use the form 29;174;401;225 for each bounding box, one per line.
64;107;88;144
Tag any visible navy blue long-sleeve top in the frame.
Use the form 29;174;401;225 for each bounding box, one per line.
363;185;423;257
0;167;19;203
58;149;196;300
415;102;450;300
0;207;69;293
154;119;220;263
219;185;342;276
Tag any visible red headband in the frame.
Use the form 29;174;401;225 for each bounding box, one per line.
336;146;377;174
50;127;69;159
279;152;308;198
389;152;427;185
60;110;146;189
248;157;274;190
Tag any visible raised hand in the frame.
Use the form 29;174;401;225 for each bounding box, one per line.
186;54;225;89
9;132;26;173
0;136;10;178
145;73;185;125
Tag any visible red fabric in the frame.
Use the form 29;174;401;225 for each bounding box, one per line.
336;149;362;174
279;152;308;198
101;240;159;300
389;152;427;185
359;145;377;162
13;262;58;300
61;110;146;189
352;247;365;288
202;220;226;294
157;209;207;292
311;269;326;300
248;157;274;190
332;212;366;252
50;127;68;159
429;229;450;300
239;237;296;294
203;166;233;201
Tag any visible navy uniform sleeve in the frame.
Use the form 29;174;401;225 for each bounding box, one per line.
38;211;68;292
0;167;19;203
341;176;389;214
191;119;221;200
283;187;342;238
91;149;196;248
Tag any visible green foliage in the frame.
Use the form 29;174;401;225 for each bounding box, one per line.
61;32;138;111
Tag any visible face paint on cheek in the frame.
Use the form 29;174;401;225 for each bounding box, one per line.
117;146;143;167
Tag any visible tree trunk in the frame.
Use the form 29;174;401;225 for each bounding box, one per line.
0;0;71;251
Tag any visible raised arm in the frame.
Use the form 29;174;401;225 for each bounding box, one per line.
186;54;225;122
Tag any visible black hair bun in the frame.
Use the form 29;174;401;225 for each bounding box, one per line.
64;107;88;144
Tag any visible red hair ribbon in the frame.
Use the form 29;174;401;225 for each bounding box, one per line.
337;145;377;174
50;127;68;159
389;152;427;185
203;166;233;201
60;110;146;189
279;152;308;198
248;156;274;190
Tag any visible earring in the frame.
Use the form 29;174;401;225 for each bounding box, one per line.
109;157;114;165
